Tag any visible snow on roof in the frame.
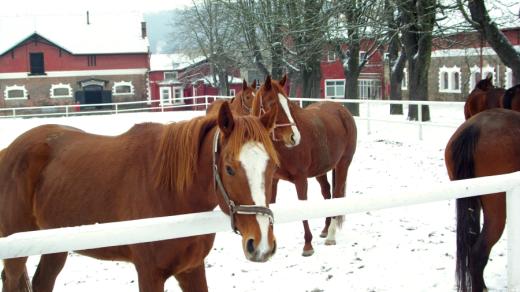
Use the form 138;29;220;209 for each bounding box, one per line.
0;12;149;55
193;75;243;85
149;53;206;71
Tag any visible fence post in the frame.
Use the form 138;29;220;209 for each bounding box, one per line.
507;186;520;290
366;100;371;135
418;102;423;140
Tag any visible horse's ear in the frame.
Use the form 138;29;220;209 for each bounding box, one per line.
260;102;278;131
251;79;257;89
264;75;272;90
279;74;287;87
242;79;248;90
218;101;235;137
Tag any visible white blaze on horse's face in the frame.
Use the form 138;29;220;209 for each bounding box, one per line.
239;141;274;261
278;93;301;147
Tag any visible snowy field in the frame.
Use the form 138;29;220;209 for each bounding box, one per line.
0;104;509;291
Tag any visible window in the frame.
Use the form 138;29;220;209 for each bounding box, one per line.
30;52;44;75
325;80;345;99
359;79;381;100
327;51;336;62
359;51;367;62
164;71;178;80
469;65;495;92
160;87;171;105
173;87;183;104
4;85;28;99
87;55;97;66
229;89;236;96
401;68;408;90
505;67;513;88
438;66;461;93
50;83;72;98
112;81;134;95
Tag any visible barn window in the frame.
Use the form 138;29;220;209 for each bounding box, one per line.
164;71;178;80
229;89;236;96
401;68;408;90
112;81;134;95
438;66;461;93
325;79;345;99
4;85;28;99
327;51;336;62
173;87;184;104
30;52;45;75
505;67;513;88
50;83;72;98
87;55;97;66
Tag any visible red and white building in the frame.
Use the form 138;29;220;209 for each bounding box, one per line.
0;12;149;109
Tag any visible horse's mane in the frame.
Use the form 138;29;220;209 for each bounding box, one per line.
503;84;520;109
155;113;278;193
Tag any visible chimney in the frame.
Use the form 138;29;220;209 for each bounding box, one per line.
86;11;90;25
141;21;147;39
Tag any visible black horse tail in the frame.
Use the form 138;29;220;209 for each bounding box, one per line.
503;84;520;109
450;123;482;292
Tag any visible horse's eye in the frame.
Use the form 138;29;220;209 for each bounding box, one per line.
226;165;235;176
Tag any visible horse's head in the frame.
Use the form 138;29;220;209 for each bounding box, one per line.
252;75;301;148
475;74;494;91
235;79;257;114
214;101;279;262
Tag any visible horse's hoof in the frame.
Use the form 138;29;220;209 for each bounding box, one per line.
302;249;315;257
320;231;328;238
325;239;336;246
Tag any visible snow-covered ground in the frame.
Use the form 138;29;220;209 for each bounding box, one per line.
0;104;508;291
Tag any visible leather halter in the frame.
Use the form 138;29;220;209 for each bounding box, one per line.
257;93;296;141
212;129;274;234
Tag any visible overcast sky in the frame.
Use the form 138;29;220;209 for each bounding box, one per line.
3;0;193;16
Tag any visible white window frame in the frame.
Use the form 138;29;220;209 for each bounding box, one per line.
359;79;381;100
159;86;172;105
438;65;461;93
401;68;408;90
229;89;236;96
469;65;496;92
4;85;28;100
172;87;184;104
112;81;134;96
359;51;367;62
327;50;336;62
505;67;513;88
50;83;72;98
325;79;345;99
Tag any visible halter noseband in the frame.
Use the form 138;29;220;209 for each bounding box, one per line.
212;129;274;234
258;94;296;141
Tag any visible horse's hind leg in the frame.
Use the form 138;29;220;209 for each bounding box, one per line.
31;252;67;292
315;175;332;238
175;264;208;292
325;157;352;246
2;257;32;292
470;194;506;292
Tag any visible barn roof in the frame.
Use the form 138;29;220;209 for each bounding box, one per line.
150;53;206;71
0;12;149;56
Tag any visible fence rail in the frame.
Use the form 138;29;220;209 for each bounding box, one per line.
0;172;519;289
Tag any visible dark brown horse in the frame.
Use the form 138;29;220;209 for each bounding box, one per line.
252;75;357;256
445;108;520;292
464;76;520;120
206;79;257;116
0;101;280;292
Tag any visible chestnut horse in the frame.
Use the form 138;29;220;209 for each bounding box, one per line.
206;79;257;116
445;108;520;292
0;102;279;292
462;75;520;120
252;75;357;256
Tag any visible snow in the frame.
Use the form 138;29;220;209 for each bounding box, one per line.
0;105;508;291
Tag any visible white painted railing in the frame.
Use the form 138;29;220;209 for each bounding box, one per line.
0;172;519;289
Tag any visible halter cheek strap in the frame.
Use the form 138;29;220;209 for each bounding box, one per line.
212;129;274;234
258;94;296;141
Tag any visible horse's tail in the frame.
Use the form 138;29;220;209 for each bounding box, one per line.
449;123;482;292
503;84;520;109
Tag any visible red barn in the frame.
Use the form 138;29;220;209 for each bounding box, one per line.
0;12;150;109
149;53;244;110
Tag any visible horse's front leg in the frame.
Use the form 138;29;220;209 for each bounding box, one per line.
135;264;166;292
294;177;314;257
175;264;208;292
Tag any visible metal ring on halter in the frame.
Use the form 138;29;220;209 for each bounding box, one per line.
212;129;274;234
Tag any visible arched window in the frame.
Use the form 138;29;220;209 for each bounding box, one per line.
438;66;461;93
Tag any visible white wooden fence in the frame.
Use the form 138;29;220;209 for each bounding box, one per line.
0;172;519;290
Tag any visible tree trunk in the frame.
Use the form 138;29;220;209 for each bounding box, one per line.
345;70;360;116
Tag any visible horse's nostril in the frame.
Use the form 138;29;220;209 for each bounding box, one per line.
290;134;296;144
247;238;255;254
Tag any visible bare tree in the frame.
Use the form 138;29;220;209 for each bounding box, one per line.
458;0;520;83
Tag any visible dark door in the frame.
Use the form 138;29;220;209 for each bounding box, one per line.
30;53;44;75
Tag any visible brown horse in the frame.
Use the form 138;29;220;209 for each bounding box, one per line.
464;76;520;120
206;79;257;115
0;101;279;292
445;108;520;292
252;75;357;256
